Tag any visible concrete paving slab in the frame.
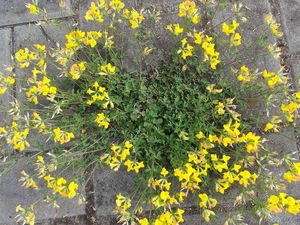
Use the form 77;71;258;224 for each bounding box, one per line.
0;28;12;126
278;0;300;55
277;0;300;89
0;0;73;27
290;52;300;87
0;157;85;224
93;167;135;217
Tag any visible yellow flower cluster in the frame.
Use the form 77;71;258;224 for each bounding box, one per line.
177;38;193;59
178;0;200;24
115;193;137;224
101;141;144;173
44;175;78;199
284;162;300;183
265;14;283;38
69;62;86;80
151;209;184;225
142;169;186;224
15;48;35;68
84;1;106;22
268;193;300;215
199;193;218;222
166;24;184;36
8;125;30;151
109;0;125;12
31;112;47;134
123;9;145;29
26;76;57;104
0;74;15;95
86;81;110;106
53;127;75;144
222;20;241;46
264;115;282;132
95;112;110;129
281;93;300;122
263;69;287;89
237;65;257;83
25;3;39;15
201;35;220;69
99;63;116;76
35;156;57;178
173;119;260;198
19;170;38;190
16;204;35;225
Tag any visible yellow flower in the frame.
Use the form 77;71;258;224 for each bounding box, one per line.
166;24;184;36
6;76;15;85
139;218;149;225
177;38;193;59
99;63;116;75
194;32;203;45
115;193;131;210
124;160;144;173
53;128;75;144
85;2;105;23
206;83;222;94
26;3;39;15
284;162;300;183
199;193;218;209
264;115;282;132
178;0;200;24
19;170;38;190
109;0;125;12
161;167;169;177
95;113;110;129
265;14;283;37
196;131;205;139
69;61;86;80
237;65;255;83
230;32;241;46
242;132;260;153
281;101;299;122
83;31;102;48
124;9;144;29
202;209;215;222
222;20;239;36
67;181;78;198
238;170;258;187
201;36;220;69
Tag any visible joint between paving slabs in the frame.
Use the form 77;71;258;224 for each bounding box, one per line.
267;0;300;156
84;162;97;224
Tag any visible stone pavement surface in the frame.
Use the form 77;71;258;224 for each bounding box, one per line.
0;0;299;224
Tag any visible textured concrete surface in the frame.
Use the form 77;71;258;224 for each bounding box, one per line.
0;28;12;126
93;168;135;217
0;0;73;27
278;0;300;88
0;0;299;224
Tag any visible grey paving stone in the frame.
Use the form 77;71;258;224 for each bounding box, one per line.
213;0;280;71
0;28;12;126
182;214;203;225
0;0;73;27
93;167;135;217
278;0;300;55
290;52;300;87
0;157;85;224
277;0;300;89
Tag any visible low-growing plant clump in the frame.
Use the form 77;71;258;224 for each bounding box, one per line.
0;0;299;225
